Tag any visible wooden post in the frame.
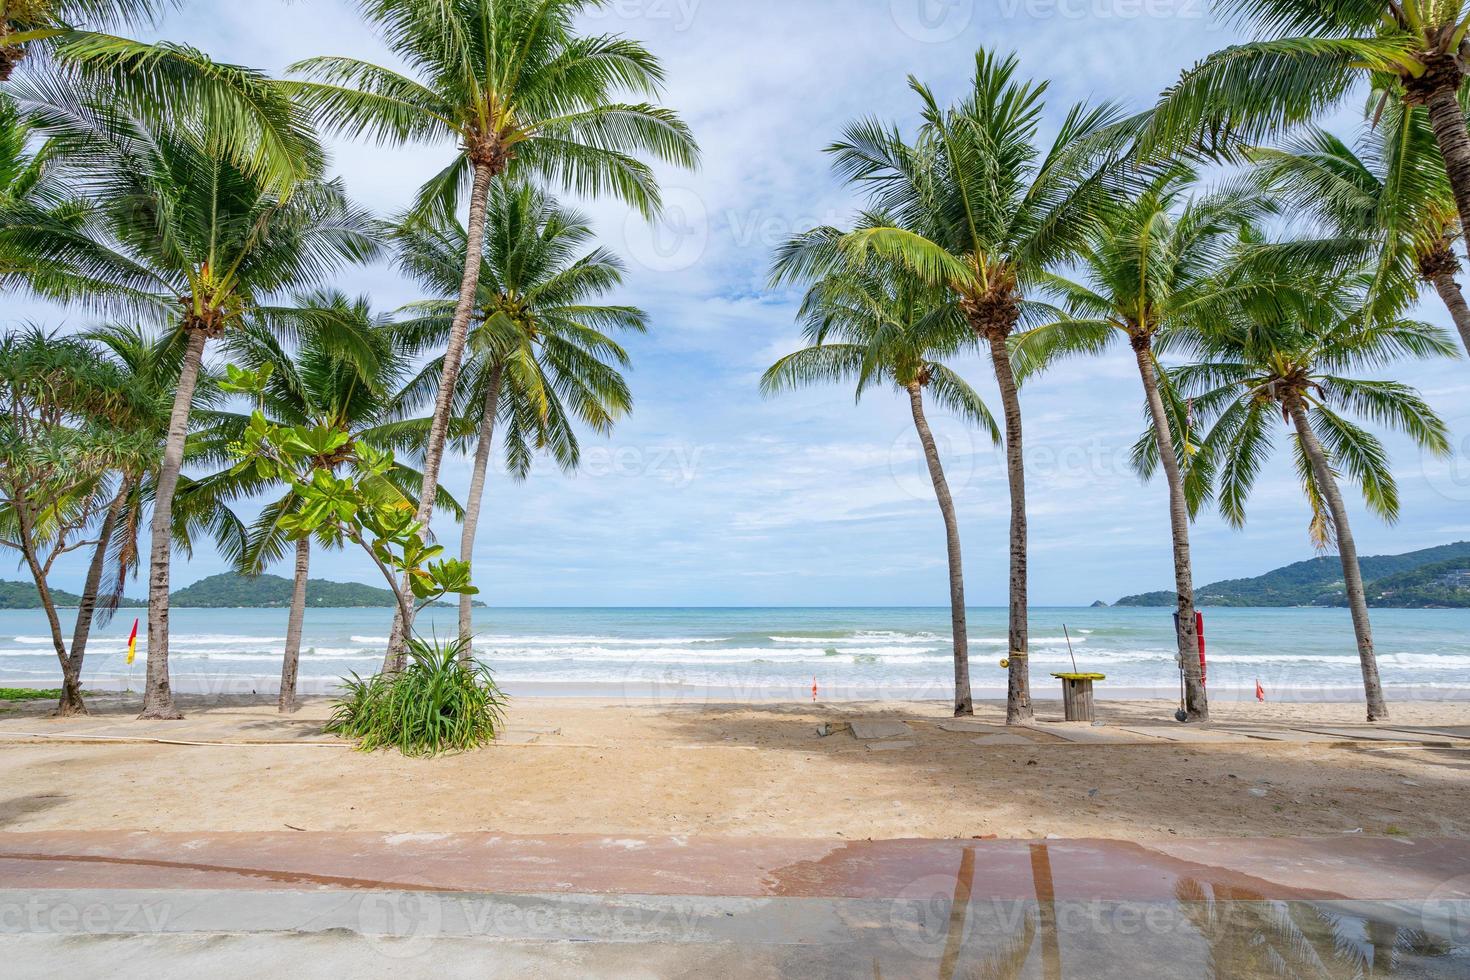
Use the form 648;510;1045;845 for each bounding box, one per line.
1052;673;1104;722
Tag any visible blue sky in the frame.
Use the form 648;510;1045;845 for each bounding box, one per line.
21;1;1470;605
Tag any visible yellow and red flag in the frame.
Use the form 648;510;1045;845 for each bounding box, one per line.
126;618;139;665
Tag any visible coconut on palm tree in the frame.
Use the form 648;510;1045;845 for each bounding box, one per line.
781;50;1129;723
24;81;379;718
1175;267;1455;721
286;0;697;656
202;292;460;712
1014;168;1272;721
765;230;999;716
1142;0;1470;276
392;182;642;657
1248;108;1470;352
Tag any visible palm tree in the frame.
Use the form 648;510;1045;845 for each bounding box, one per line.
205;292;457;711
1013;169;1270;721
1248;109;1470;352
780;50;1128;723
763;237;999;716
26;83;379;719
285;0;697;652
1176;268;1454;720
392;182;642;658
1142;0;1470;274
0;0;173;80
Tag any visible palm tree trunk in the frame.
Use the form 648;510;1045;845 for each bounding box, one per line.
11;493;80;715
140;328;207;719
63;479;132;716
1286;397;1388;721
1426;269;1470;356
1133;337;1207;722
1423;84;1470;270
907;381;972;717
458;362;505;660
384;158;495;672
984;331;1031;724
279;535;310;713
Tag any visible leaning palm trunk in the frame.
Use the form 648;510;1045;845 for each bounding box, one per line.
279;535;311;713
60;479;132;716
1420;84;1470;272
458;362;505;658
1422;263;1470;355
1286;398;1388;721
1134;338;1208;721
141;328;208;719
906;381;972;716
384;160;496;673
983;331;1032;724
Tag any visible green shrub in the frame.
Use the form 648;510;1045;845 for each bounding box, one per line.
326;637;508;756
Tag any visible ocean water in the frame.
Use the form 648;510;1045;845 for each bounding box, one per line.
3;605;1470;702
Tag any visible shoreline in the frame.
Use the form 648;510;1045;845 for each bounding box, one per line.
6;674;1470;703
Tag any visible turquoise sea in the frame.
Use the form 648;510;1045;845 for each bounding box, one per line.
2;605;1469;702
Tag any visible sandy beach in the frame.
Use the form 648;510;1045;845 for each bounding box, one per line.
2;694;1466;841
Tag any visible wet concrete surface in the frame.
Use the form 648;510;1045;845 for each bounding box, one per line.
2;833;1468;977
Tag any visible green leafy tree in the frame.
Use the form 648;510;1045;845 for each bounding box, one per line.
0;328;144;713
1174;268;1455;720
206;292;461;712
1142;0;1470;278
23;82;380;719
1248;108;1470;351
393;182;641;656
763;233;999;717
1013;169;1271;720
285;0;696;655
778;50;1128;723
0;0;173;80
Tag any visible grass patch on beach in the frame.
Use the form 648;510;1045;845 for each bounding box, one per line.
0;688;62;701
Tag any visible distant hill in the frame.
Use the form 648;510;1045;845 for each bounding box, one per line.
171;573;484;608
0;581;144;610
0;572;483;610
1115;542;1470;608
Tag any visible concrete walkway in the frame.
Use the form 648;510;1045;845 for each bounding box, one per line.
3;833;1469;977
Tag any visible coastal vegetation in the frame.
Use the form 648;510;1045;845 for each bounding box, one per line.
3;0;1470;734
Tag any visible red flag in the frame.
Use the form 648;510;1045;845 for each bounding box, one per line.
812;677;818;702
1255;678;1265;703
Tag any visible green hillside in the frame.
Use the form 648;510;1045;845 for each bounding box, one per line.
1115;542;1470;608
0;580;145;610
0;572;483;609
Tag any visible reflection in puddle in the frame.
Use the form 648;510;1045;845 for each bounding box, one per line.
881;846;1468;978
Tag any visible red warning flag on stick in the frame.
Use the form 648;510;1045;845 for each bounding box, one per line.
1255;678;1266;703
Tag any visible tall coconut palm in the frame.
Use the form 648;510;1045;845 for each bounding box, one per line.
0;0;173;80
286;0;697;654
1013;169;1271;721
392;182;642;658
764;235;999;716
779;50;1128;723
25;84;380;719
1175;269;1455;721
202;292;459;712
1248;108;1470;352
1142;0;1470;275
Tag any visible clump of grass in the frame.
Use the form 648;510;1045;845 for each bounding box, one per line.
0;688;64;702
326;637;508;756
